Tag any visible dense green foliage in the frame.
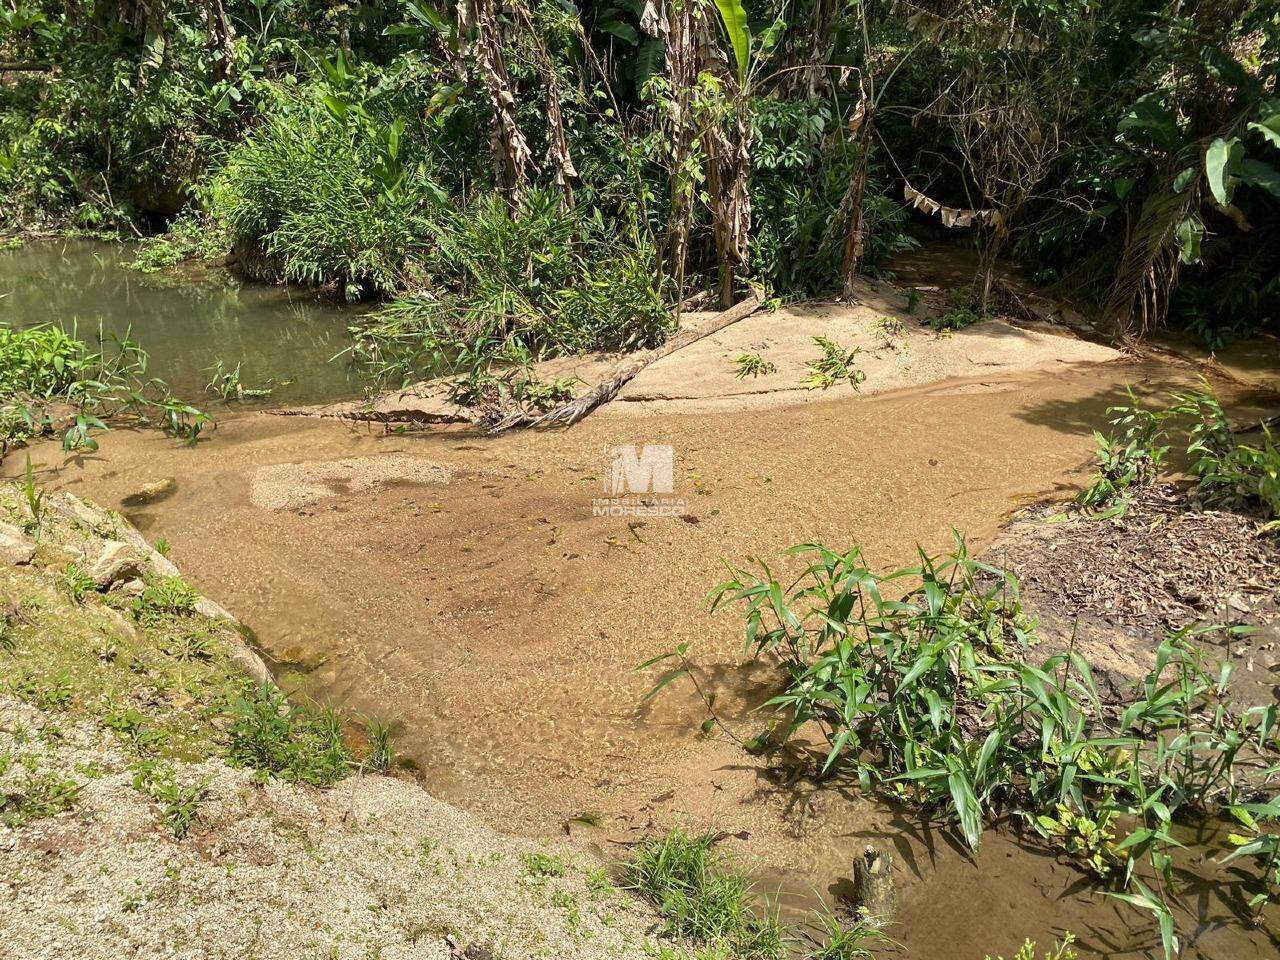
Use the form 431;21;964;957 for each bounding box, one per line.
1080;380;1280;523
5;1;1273;353
628;829;786;959
627;828;891;960
674;537;1280;957
0;323;211;458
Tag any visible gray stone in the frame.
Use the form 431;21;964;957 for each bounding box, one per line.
48;492;112;531
0;521;35;565
195;596;239;624
111;521;179;577
88;540;146;589
149;552;180;578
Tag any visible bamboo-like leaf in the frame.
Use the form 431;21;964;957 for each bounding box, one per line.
948;769;983;852
640;667;688;702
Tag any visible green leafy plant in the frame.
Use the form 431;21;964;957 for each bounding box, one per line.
1224;796;1280;916
132;761;210;839
58;561;94;603
645;536;1280;959
364;718;395;773
798;911;893;960
1080;380;1279;527
627;829;785;960
131;575;200;625
732;353;776;378
1078;389;1170;509
1;325;212;459
929;288;986;332
930;306;984;332
522;851;568;879
984;935;1078;960
804;337;865;390
873;316;907;339
205;361;274;402
226;683;352;787
18;455;45;539
1170;381;1280;524
0;768;80;827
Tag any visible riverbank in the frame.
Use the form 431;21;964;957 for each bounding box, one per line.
0;483;670;960
18;353;1280;957
299;276;1120;427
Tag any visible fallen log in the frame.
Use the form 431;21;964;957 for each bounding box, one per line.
485;290;765;434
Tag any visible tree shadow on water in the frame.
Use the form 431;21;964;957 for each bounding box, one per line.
1011;373;1189;439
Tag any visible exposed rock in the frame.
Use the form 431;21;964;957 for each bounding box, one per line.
122;477;177;507
0;521;35;565
88;540;146;589
47;491;114;532
111;521;180;576
115;578;146;598
195;595;239;624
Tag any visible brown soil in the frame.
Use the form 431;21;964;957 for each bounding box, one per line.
10;356;1280;959
987;486;1280;704
299;286;1120;425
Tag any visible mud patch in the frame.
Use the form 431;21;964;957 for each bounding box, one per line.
249;455;453;510
987;486;1280;690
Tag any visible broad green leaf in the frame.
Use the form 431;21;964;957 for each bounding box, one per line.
1117;95;1177;150
711;0;750;84
1205;137;1243;205
1175;216;1203;264
1199;46;1252;90
1239;158;1280;198
948;769;983;852
599;18;639;45
1249;114;1280;149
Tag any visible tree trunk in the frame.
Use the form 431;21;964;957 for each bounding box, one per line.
839;114;873;297
517;3;576;211
658;0;698;305
702;126;733;308
206;0;236;83
470;0;532;207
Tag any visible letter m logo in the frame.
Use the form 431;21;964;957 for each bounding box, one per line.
607;444;674;495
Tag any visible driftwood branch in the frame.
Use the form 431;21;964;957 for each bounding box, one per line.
485;291;765;434
0;62;51;72
1237;413;1280;436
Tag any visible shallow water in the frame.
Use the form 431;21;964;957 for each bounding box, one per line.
0;240;366;405
16;359;1280;958
7;246;1280;957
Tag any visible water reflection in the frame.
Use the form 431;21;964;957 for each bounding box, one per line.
0;239;368;405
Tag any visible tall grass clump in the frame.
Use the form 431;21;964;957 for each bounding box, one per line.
627;829;785;960
216;97;444;300
348;189;671;389
226;683;352;787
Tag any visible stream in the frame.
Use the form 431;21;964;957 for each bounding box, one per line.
5;241;1280;959
0;240;366;406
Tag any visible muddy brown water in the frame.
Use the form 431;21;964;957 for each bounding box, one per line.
11;351;1280;955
